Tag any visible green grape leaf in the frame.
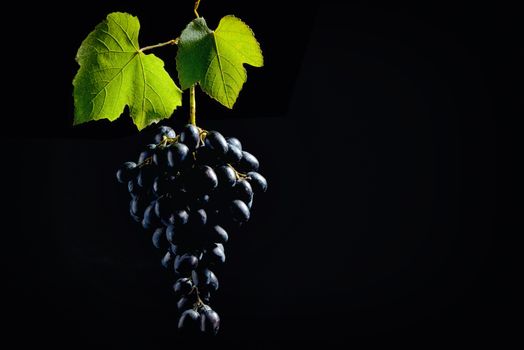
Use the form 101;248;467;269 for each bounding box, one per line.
176;15;263;108
73;12;182;130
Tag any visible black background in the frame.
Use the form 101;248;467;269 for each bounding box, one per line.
3;0;510;347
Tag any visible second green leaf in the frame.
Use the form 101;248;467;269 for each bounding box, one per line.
176;15;264;108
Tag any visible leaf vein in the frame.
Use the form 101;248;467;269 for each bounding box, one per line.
108;14;139;51
100;29;125;51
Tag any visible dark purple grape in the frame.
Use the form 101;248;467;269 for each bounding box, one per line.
129;208;141;223
186;166;218;194
200;307;220;335
178;309;200;332
137;167;156;188
179;124;200;150
215;165;236;188
247;172;267;193
233;179;253;204
154;125;176;143
116;162;137;183
192;268;219;292
174;253;199;275
173;277;193;296
224;144;242;164
127;179;145;198
177;295;197;311
204;131;228;155
138;144;157;163
152;227;169;250
205;243;225;265
208;225;228;243
226;137;242;151
152;147;169;169
238;151;259;172
142;202;160;229
161;209;189;227
167;143;190;169
229;199;250;223
161;251;174;268
130;196;148;217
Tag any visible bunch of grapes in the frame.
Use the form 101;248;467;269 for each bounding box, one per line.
116;125;267;335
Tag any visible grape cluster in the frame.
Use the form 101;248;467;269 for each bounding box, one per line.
116;125;267;335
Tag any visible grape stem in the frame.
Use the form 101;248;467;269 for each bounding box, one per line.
194;0;201;17
137;157;153;168
228;164;250;180
189;278;205;309
139;38;179;52
189;85;197;126
197;128;208;147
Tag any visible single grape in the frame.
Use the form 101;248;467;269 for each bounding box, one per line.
178;309;200;332
200;307;220;335
152;227;169;250
192;268;219;292
177;295;197;311
116;162;138;183
173;277;193;296
161;251;174;268
137;167;156;189
167;143;190;169
224;144;242;164
174;253;199;275
154;196;173;219
226;137;242;151
161;209;189;227
206;243;226;265
142;202;160;230
208;225;228;244
154;126;176;143
238;151;259;172
130;196;148;217
127;179;145;198
186;166;218;194
138;144;157;163
215;165;237;188
129;208;141;223
179;124;200;150
229;199;250;223
247;171;267;193
204;131;228;155
233;179;254;204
